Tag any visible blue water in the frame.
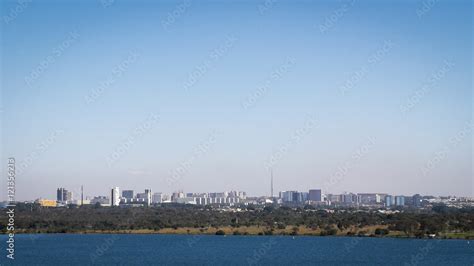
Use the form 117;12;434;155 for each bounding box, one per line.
0;234;472;265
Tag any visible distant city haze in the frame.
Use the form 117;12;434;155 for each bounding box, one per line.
1;0;472;201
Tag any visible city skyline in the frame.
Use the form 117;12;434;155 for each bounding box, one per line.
22;184;472;211
28;184;474;204
1;1;472;201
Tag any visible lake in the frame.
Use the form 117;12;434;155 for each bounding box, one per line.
0;234;472;265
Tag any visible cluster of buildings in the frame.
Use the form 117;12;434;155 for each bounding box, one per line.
112;188;153;206
166;191;247;205
36;187;247;207
275;190;422;208
279;189;322;203
29;187;473;209
36;187;75;207
56;188;73;203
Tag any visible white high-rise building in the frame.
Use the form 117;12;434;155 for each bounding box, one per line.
145;189;152;206
111;187;120;206
152;192;163;203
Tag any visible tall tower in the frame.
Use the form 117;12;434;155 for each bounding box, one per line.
145;189;152;206
270;169;274;198
56;188;68;203
111;187;120;206
57;188;64;202
81;185;84;206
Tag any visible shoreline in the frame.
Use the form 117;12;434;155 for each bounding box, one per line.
5;227;474;240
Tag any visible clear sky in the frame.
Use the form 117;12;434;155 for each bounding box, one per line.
1;0;472;200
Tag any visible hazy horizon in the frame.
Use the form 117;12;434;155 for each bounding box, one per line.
1;0;472;201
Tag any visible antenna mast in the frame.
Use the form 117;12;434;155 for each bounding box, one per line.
271;169;274;198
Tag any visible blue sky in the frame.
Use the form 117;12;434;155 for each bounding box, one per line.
1;0;472;200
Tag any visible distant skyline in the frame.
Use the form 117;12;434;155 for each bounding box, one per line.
32;184;472;203
1;0;472;201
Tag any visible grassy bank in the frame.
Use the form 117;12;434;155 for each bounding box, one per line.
11;226;474;239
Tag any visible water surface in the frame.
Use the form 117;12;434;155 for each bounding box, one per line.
0;234;472;265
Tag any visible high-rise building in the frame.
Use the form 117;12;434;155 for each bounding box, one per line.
385;195;393;207
292;192;300;202
300;192;309;202
171;191;184;202
342;193;358;204
67;191;73;202
279;191;306;203
57;188;69;203
111;187;120;206
375;194;382;203
395;196;405;206
122;190;134;200
412;194;422;207
326;194;341;203
137;189;152;205
309;189;322;202
280;191;295;202
91;196;110;206
57;188;65;202
152;192;163;203
144;189;152;206
357;193;386;205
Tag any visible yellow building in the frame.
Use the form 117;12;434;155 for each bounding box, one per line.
36;199;57;207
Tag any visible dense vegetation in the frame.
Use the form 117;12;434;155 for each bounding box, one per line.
1;203;473;238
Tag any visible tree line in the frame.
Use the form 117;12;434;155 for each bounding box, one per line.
0;203;473;238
